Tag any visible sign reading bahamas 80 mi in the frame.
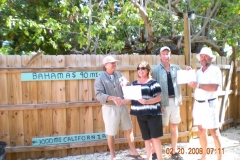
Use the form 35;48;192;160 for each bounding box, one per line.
32;132;107;146
21;71;102;81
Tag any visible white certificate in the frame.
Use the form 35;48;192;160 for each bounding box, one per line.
177;70;196;84
122;85;142;100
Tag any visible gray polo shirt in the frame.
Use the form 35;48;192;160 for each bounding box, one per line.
94;71;124;105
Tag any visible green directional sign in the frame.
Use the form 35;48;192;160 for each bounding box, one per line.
21;71;103;81
32;132;107;146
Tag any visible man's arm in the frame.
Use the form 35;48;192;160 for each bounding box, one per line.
188;67;221;92
94;77;109;104
94;77;124;106
188;81;219;92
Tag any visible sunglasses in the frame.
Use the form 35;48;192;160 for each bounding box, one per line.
137;67;147;70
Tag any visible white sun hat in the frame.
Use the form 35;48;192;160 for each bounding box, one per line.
196;47;216;62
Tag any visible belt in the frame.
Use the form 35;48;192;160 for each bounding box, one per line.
169;95;175;98
195;98;216;103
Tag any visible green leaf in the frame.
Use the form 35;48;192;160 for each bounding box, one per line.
24;30;29;36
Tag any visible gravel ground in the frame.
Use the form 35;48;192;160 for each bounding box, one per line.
42;125;240;160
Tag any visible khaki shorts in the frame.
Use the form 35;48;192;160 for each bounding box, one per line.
102;105;133;136
162;98;181;126
192;99;219;129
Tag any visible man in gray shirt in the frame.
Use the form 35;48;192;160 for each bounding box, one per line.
94;55;141;160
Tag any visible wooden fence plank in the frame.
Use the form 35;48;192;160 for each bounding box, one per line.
128;55;134;85
221;57;228;131
231;48;238;127
0;56;8;105
225;58;232;129
37;55;53;158
238;60;240;124
178;55;188;142
93;55;108;153
78;55;94;154
92;55;103;153
7;55;24;159
51;55;67;158
225;58;232;130
22;55;41;159
220;61;234;129
65;55;81;156
0;55;11;160
84;55;94;154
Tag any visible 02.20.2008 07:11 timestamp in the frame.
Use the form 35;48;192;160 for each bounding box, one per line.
165;148;224;154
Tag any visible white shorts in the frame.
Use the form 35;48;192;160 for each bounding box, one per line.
162;98;181;126
192;99;220;129
102;105;133;136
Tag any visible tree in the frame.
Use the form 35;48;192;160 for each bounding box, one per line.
0;0;239;56
129;0;239;56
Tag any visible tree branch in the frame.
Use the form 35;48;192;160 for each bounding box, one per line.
191;0;220;42
130;0;155;42
172;0;182;6
171;0;183;18
194;36;224;56
168;0;175;37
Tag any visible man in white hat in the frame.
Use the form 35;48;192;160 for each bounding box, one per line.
188;47;222;160
152;46;184;160
94;55;142;160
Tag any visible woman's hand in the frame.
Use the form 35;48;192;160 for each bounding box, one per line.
138;99;147;105
138;94;161;105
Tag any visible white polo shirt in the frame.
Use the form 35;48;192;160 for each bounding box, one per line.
194;64;222;100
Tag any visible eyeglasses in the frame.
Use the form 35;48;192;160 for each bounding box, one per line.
137;67;146;70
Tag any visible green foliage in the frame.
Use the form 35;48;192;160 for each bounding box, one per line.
0;0;239;55
192;0;240;46
0;45;15;55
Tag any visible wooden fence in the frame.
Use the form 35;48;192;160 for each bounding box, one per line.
0;54;239;160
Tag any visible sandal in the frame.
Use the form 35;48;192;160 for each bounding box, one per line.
125;154;144;160
152;153;157;160
171;153;184;160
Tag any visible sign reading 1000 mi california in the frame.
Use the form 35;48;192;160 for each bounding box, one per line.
32;132;107;146
21;71;102;81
